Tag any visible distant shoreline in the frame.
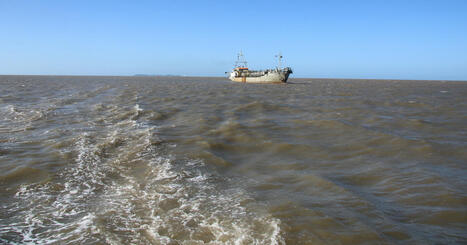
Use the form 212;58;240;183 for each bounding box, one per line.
133;74;185;77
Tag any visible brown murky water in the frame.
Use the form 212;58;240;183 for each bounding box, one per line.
1;75;466;244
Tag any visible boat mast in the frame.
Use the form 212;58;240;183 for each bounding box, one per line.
235;51;248;68
275;52;283;69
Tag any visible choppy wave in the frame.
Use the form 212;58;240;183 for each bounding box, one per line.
0;105;45;133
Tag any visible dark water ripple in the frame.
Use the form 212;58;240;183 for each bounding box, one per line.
0;75;466;244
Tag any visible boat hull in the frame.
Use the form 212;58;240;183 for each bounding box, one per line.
228;69;291;84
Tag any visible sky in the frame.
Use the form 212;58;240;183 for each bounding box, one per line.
1;0;467;80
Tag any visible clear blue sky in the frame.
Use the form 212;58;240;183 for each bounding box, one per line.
1;0;466;79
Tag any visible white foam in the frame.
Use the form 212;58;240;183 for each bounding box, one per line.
134;104;143;112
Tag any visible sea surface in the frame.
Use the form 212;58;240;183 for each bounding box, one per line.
0;75;466;244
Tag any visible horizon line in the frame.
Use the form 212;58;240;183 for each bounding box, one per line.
1;74;466;82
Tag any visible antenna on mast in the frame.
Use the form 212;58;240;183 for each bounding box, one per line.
275;52;283;69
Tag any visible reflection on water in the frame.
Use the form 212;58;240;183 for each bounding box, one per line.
0;76;466;244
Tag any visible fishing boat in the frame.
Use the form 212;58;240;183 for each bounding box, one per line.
226;52;293;83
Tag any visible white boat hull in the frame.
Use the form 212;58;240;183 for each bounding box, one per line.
228;68;292;84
